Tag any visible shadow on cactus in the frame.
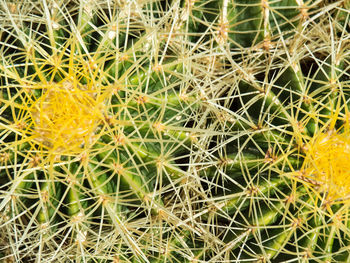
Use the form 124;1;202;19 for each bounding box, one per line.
0;1;220;262
206;5;350;262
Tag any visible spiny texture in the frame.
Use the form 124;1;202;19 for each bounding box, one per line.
0;1;220;262
302;127;350;200
0;0;349;263
208;2;350;262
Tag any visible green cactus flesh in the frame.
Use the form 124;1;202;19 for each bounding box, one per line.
0;0;349;262
212;5;350;263
0;1;211;262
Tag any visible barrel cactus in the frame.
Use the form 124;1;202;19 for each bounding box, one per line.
207;2;350;262
0;0;348;262
0;1;217;262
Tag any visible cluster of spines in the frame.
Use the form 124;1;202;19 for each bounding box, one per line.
1;0;350;262
0;1;211;262
206;2;350;262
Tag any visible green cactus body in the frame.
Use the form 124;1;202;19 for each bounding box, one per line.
0;1;214;262
0;0;348;262
210;3;350;262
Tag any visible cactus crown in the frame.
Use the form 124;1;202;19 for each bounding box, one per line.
302;112;350;201
29;79;106;155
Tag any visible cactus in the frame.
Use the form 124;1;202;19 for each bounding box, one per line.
207;2;350;262
0;1;217;262
0;0;349;262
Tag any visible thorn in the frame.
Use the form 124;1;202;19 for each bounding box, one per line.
0;152;10;164
7;3;17;14
153;122;165;132
246;185;258;196
264;148;276;163
29;155;41;167
136;96;147;104
114;133;125;145
153;64;163;72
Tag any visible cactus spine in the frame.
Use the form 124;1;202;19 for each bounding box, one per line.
0;0;349;262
